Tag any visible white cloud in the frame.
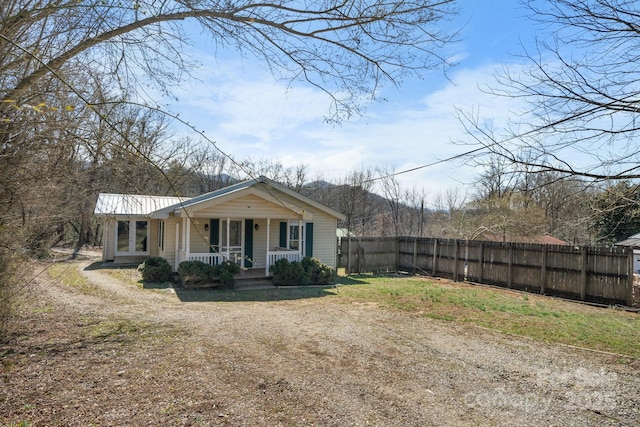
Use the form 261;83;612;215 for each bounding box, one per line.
163;50;532;201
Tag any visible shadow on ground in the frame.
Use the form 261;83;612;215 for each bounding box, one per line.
173;286;337;303
334;275;370;286
83;261;374;303
85;261;137;271
174;274;373;302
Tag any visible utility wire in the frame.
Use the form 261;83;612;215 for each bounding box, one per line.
362;145;487;184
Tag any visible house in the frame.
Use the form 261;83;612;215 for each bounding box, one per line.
614;232;640;274
94;176;346;275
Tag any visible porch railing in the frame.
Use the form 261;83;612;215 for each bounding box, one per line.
267;249;301;267
265;249;302;276
184;250;301;276
188;252;227;265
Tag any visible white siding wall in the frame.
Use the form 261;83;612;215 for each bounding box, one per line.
161;217;180;271
103;219;115;261
149;219;159;258
195;194;300;219
309;211;339;269
189;219;211;254
252;219;268;268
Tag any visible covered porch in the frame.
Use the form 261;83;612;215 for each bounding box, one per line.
176;216;307;276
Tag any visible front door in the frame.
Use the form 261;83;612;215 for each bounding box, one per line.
221;220;243;266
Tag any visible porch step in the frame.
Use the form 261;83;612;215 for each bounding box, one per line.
234;276;275;290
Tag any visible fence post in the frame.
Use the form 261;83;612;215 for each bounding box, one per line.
453;239;459;281
432;239;438;277
356;240;364;274
413;237;417;275
395;237;399;273
580;246;588;301
507;243;513;289
540;245;547;295
628;249;634;307
478;242;484;283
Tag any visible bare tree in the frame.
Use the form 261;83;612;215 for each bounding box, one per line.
239;159;308;192
333;168;376;236
2;0;458;121
461;0;640;182
0;0;459;337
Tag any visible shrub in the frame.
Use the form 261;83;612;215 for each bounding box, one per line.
178;260;212;288
301;257;334;285
178;260;241;288
270;257;334;286
211;261;241;289
138;256;172;282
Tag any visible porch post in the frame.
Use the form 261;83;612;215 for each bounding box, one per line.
298;219;302;259
181;217;186;258
185;216;191;260
174;223;180;269
266;218;271;276
226;216;230;261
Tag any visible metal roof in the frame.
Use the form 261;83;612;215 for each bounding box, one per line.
94;176;346;221
94;193;190;217
615;233;640;247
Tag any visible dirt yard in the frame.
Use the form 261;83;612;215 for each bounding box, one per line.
2;253;640;426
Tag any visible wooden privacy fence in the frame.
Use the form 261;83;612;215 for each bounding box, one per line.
340;237;636;306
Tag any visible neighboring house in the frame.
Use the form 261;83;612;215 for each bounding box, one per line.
94;176;346;275
614;232;640;274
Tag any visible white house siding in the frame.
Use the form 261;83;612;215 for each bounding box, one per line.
102;219;115;262
148;219;159;258
252;218;268;268
264;191;340;269
161;216;180;271
192;194;301;220
309;210;339;269
189;219;211;254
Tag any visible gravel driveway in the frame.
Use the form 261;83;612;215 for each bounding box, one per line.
2;255;639;426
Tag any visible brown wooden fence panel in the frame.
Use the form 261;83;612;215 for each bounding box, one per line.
341;237;398;274
340;236;634;306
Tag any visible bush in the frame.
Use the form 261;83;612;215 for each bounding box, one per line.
178;260;241;288
178;260;212;288
138;257;172;282
301;257;334;285
211;261;241;289
270;257;334;286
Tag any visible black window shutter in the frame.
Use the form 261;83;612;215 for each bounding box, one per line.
245;219;253;267
305;223;314;257
210;219;219;253
279;222;287;247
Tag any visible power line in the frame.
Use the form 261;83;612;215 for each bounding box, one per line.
362;145;487;184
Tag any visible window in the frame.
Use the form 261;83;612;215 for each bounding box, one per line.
116;220;149;255
289;222;304;255
221;220;243;265
221;220;242;247
117;221;130;252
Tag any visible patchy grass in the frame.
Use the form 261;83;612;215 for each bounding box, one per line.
45;261;640;358
101;265;144;288
47;262;106;296
98;265;174;291
331;274;640;359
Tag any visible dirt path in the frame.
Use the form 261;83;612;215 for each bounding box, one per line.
2;255;640;426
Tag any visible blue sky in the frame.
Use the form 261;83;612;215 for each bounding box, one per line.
162;1;541;203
